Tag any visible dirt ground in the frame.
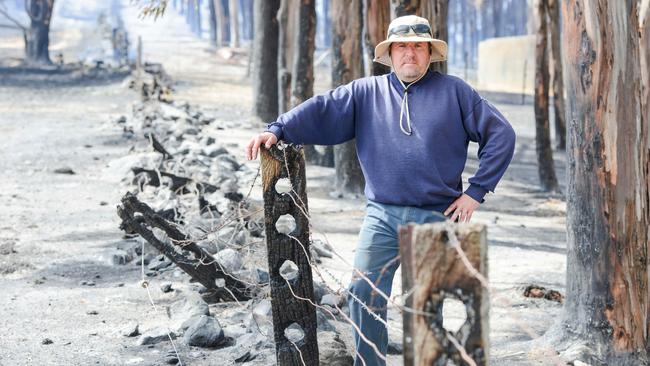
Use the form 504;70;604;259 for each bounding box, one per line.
0;1;569;365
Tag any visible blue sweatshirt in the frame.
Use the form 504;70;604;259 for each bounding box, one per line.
266;70;516;213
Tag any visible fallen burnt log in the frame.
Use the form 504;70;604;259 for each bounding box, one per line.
131;167;218;194
117;192;252;302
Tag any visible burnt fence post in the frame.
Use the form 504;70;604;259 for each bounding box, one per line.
399;222;489;366
260;144;319;365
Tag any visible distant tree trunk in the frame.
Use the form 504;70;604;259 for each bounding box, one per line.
25;0;55;65
208;0;218;44
229;0;239;47
241;0;254;40
491;0;501;37
331;0;365;195
252;0;280;122
547;0;565;150
418;0;448;74
393;0;418;16
559;1;650;364
461;0;467;68
215;0;228;45
364;0;390;76
532;0;558;192
468;2;477;68
196;0;202;37
277;0;296;114
292;0;332;167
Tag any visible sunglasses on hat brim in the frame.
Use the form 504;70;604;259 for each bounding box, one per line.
388;24;432;37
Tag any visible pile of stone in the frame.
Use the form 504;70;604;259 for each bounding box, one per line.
110;65;355;364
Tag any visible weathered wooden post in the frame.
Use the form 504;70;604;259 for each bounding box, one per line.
399;222;488;365
260;144;319;365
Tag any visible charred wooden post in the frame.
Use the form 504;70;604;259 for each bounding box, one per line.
117;193;253;302
399;222;488;366
260;144;319;365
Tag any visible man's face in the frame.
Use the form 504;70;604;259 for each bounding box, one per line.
390;42;430;82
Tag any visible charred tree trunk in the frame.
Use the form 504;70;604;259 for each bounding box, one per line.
532;0;558;192
364;0;391;76
214;0;227;45
25;0;54;65
196;0;202;37
418;0;448;74
547;0;565;150
208;0;218;44
491;0;501;37
252;0;280;122
558;1;650;364
292;0;333;167
277;0;296;115
241;0;254;40
332;0;365;196
229;0;239;47
393;0;419;16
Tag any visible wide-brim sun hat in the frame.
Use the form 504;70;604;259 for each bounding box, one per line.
373;15;448;67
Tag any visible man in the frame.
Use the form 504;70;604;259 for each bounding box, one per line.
246;15;515;366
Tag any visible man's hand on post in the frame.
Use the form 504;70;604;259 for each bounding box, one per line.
444;193;480;223
245;132;278;161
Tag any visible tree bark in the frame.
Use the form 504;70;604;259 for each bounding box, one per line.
559;0;650;364
547;0;565;150
241;0;254;40
364;0;391;76
277;0;296;115
252;0;280;122
418;0;448;74
533;0;558;192
331;0;365;196
229;0;239;47
25;0;54;65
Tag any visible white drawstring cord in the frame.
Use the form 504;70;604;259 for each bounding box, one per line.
396;71;426;136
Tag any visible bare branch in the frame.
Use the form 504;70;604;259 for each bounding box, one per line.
0;5;26;30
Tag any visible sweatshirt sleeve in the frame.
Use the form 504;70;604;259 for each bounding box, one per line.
265;83;356;145
461;96;516;203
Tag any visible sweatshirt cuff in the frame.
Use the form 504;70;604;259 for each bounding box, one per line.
464;184;488;203
265;125;283;141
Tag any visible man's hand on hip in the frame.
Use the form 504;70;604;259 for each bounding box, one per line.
245;132;278;160
444;193;480;223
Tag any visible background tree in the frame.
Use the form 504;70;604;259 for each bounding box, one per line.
547;0;565;150
252;0;280;122
277;0;296;114
331;0;365;195
558;1;649;364
228;0;238;47
532;0;558;192
0;0;55;64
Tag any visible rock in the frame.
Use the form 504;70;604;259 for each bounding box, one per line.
53;167;75;175
318;331;353;366
204;145;228;158
148;256;173;271
320;294;344;308
316;308;336;332
109;250;132;265
215;154;240;172
182;315;226;348
122;322;140;337
169;293;210;329
222;324;247;339
160;282;173;293
42;338;54;345
0;240;16;255
311;239;334;258
313;281;328;304
387;340;403;355
215;248;243;273
138;327;176;345
234;350;256;363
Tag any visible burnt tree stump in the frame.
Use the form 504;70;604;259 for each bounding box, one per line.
260;144;319;365
399;222;488;366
